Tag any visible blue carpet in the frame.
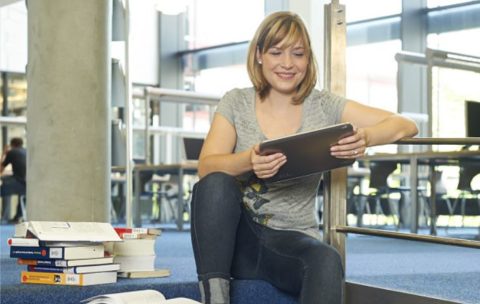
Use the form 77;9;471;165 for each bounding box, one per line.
1;224;480;303
0;225;295;304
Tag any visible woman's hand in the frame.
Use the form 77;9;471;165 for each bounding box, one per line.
250;144;287;179
330;125;367;159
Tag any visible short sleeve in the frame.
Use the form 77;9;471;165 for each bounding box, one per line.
215;89;238;126
318;89;347;124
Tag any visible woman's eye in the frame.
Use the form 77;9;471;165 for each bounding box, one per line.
293;52;304;57
269;51;281;56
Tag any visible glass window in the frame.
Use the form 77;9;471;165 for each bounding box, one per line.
431;68;480;145
342;0;401;23
427;29;480;150
0;73;27;147
186;64;251;96
6;73;27;116
346;40;401;153
183;64;251;132
427;0;476;8
346;40;400;111
185;0;264;49
427;28;480;56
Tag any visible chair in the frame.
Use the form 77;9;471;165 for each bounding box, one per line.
449;161;480;227
355;161;409;228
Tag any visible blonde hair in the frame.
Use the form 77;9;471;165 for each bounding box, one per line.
247;11;317;105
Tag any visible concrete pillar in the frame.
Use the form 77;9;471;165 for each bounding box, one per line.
26;0;111;221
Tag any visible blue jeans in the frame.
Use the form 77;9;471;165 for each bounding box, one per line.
190;172;344;304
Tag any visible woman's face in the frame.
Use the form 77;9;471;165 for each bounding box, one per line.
258;39;309;97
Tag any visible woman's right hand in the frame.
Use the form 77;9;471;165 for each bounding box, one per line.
250;144;287;179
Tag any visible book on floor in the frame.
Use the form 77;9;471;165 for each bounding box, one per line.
17;256;115;267
10;244;105;260
7;237;100;247
113;255;156;272
117;268;170;279
21;271;117;286
112;238;156;256
113;227;162;238
81;289;200;304
27;263;120;274
15;221;122;242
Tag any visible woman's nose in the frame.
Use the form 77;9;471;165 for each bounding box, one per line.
281;54;293;68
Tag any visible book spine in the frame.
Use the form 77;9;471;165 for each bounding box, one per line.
21;271;84;286
114;227;148;235
119;232;155;239
27;265;73;273
18;258;68;267
7;238;39;247
10;246;61;260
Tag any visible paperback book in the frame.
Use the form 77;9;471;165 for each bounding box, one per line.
21;271;117;286
117;268;170;279
17;256;115;267
27;263;120;274
10;244;105;260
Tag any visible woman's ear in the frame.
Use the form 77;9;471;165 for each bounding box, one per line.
256;47;263;65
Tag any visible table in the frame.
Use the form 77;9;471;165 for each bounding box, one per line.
112;162;198;230
361;150;480;234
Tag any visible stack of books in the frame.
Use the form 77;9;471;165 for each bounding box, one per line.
8;221;122;286
111;227;170;278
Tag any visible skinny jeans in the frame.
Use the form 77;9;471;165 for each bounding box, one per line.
190;172;344;304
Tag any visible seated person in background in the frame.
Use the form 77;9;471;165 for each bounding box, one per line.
190;12;418;304
1;137;27;223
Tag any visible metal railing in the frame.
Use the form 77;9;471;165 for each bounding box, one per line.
324;137;480;303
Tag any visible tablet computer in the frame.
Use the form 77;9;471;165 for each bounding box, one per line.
259;122;355;183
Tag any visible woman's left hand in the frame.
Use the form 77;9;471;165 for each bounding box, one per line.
330;126;367;159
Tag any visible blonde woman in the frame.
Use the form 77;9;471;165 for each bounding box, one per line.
190;11;418;304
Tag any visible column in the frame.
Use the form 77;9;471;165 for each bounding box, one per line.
26;0;111;221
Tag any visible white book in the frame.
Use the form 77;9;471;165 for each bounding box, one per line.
82;290;200;304
113;238;156;256
114;255;155;272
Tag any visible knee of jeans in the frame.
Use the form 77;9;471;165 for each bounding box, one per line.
198;172;238;193
303;244;344;277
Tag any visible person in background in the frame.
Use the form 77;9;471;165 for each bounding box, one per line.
190;12;418;304
1;137;27;223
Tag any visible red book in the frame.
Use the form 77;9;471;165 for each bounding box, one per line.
113;227;161;238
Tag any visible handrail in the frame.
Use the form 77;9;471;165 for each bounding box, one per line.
396;137;480;145
144;87;220;105
0;116;27;125
142;87;220;164
326;136;480;267
334;226;480;249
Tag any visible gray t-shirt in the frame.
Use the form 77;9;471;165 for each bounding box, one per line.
216;87;347;239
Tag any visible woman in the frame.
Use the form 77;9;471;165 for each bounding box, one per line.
190;11;418;304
